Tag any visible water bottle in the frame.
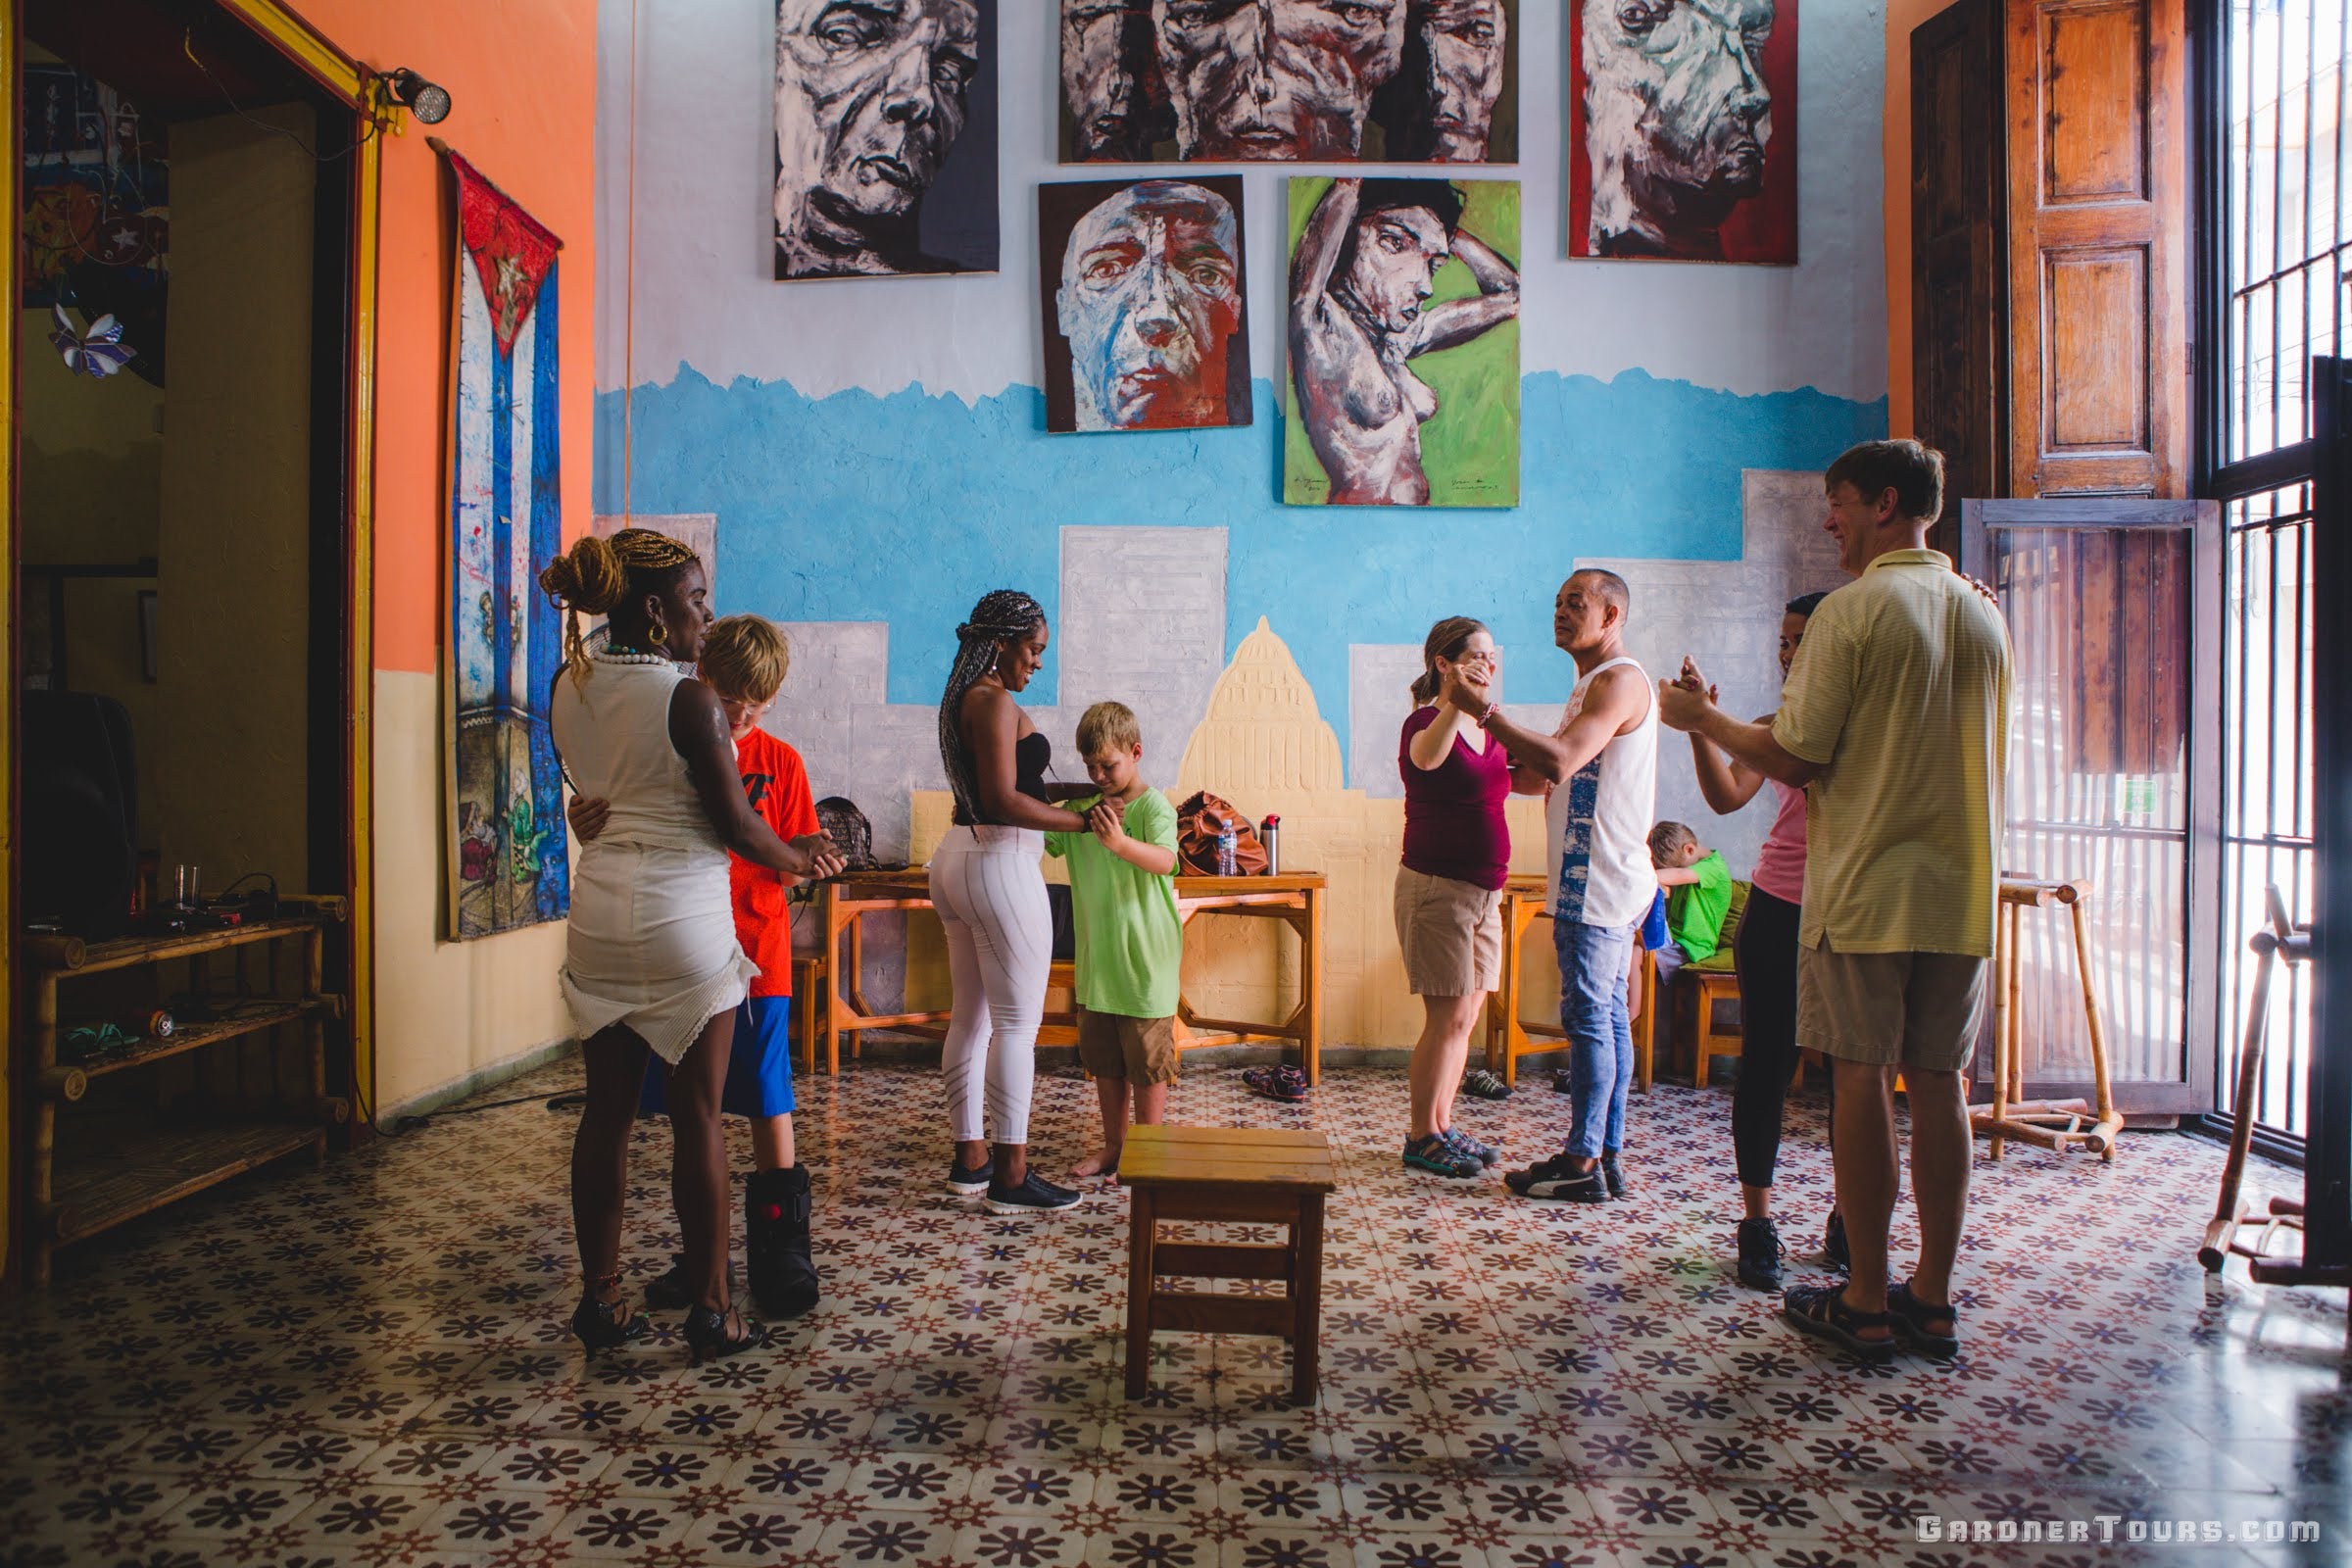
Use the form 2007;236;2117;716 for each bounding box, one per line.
1215;821;1238;878
1260;814;1281;876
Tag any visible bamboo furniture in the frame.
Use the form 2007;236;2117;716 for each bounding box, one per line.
2199;889;2345;1285
1972;876;2123;1161
1485;873;1653;1091
813;869;1326;1082
1117;1124;1337;1404
22;902;348;1287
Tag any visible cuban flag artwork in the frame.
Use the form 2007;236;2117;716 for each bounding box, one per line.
444;149;567;940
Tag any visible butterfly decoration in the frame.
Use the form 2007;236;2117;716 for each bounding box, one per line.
49;302;135;378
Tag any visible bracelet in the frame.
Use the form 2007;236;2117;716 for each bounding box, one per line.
1476;701;1499;727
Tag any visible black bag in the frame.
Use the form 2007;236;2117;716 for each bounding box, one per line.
813;796;880;870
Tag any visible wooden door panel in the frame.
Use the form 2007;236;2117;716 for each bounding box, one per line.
2007;0;2187;498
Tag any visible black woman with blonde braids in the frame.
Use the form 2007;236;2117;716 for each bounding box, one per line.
538;530;842;1362
934;590;1093;1214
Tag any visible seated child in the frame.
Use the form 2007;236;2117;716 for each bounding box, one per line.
1046;702;1182;1181
566;615;839;1320
1646;821;1733;993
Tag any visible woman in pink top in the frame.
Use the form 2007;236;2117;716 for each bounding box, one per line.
1681;592;1836;1294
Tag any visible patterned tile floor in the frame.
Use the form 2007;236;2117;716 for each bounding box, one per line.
4;1057;2348;1568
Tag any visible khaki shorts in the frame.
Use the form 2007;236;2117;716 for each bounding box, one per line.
1394;865;1504;997
1797;939;1988;1072
1076;1006;1180;1085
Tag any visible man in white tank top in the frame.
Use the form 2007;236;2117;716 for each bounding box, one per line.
1447;570;1656;1202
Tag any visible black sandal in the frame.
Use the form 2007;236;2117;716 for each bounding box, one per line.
1782;1282;1896;1363
571;1274;651;1355
1886;1281;1960;1359
682;1303;767;1365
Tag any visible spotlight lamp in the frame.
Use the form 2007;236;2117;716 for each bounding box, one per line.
384;68;452;125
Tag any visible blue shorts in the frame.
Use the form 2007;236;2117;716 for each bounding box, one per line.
1639;889;1670;952
640;995;796;1120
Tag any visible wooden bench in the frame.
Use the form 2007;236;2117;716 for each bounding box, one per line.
1117;1125;1338;1405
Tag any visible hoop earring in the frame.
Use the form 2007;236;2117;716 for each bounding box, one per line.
649;623;668;648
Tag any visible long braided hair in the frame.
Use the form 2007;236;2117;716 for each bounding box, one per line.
938;590;1046;825
536;529;702;686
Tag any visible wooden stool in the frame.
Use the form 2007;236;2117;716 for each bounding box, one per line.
1972;877;2123;1161
1117;1125;1337;1405
791;956;827;1075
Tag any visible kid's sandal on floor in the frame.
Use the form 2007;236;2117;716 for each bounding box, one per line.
1886;1281;1960;1359
1242;1065;1310;1103
1782;1282;1897;1364
1461;1068;1511;1101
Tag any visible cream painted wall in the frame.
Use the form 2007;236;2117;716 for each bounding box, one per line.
154;106;314;891
372;669;572;1112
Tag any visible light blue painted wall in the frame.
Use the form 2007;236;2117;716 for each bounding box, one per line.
591;372;1885;769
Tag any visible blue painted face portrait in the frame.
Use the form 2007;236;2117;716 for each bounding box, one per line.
1054;180;1242;432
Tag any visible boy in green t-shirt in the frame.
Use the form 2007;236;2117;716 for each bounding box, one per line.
1047;703;1184;1181
1646;821;1733;990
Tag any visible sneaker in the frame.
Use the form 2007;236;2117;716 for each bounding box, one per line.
1736;1216;1786;1292
1242;1064;1310;1102
1823;1210;1849;1270
1504;1154;1608;1202
945;1155;995;1198
1461;1068;1511;1101
985;1171;1082;1215
1442;1128;1500;1168
1551;1068;1576;1096
642;1253;694;1311
1600;1152;1630;1199
1402;1134;1484;1179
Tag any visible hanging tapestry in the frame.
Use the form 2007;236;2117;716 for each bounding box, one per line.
442;149;568;940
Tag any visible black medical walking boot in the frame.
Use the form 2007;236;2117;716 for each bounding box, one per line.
745;1166;819;1320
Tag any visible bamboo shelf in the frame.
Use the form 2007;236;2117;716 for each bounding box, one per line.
20;907;348;1286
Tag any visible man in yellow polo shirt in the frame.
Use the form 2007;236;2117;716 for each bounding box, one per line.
1657;439;2012;1365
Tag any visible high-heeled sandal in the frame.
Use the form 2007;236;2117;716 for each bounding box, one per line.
571;1273;651;1355
681;1302;766;1365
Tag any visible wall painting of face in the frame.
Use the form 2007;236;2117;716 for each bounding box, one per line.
1284;175;1520;508
773;0;1000;280
1059;0;1514;165
1041;176;1251;434
1570;0;1796;264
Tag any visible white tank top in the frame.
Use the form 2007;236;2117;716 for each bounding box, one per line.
549;659;728;864
1544;654;1658;929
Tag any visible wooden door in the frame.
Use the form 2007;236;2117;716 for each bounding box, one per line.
1911;0;2007;551
1962;498;2222;1115
2004;0;2190;498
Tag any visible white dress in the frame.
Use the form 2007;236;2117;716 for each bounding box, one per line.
551;656;759;1065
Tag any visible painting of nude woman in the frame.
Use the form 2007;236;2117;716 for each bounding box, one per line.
1284;175;1519;508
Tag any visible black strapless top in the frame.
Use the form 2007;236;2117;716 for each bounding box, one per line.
956;730;1052;825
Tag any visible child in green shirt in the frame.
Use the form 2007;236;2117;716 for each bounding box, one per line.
1047;703;1184;1181
1646;820;1733;990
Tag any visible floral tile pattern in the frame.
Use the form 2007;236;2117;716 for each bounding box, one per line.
5;1058;2348;1568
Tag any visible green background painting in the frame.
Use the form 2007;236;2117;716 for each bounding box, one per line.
1284;177;1521;509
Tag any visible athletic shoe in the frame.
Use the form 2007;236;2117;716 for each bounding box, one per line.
1242;1064;1310;1102
945;1155;994;1197
1551;1068;1576;1095
1504;1153;1608;1202
1402;1134;1484;1179
1823;1210;1849;1270
1443;1128;1500;1168
1601;1152;1630;1199
1461;1068;1511;1101
985;1171;1082;1215
641;1254;694;1311
1736;1216;1786;1292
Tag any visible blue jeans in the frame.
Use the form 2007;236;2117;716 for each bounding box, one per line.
1557;918;1637;1160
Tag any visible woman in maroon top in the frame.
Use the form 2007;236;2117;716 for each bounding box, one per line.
1396;616;1518;1180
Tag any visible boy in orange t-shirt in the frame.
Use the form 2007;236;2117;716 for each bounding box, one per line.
568;615;824;1319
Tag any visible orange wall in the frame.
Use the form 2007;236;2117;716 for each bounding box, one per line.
297;0;598;674
1886;0;1950;439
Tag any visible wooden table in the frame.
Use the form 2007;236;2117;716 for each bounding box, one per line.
1117;1124;1338;1404
814;869;1327;1082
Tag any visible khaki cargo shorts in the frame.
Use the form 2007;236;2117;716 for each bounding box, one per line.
1394;864;1505;997
1797;938;1988;1072
1076;1006;1180;1085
